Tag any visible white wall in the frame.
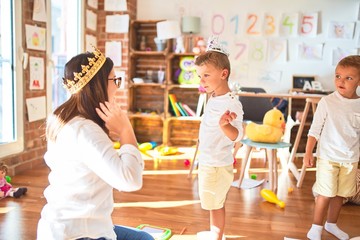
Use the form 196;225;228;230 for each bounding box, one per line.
137;0;360;94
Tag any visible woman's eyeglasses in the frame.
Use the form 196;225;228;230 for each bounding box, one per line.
108;77;122;88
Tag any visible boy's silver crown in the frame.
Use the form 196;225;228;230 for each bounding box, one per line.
206;35;229;56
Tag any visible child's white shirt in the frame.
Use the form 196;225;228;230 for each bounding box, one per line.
308;91;360;163
198;92;244;167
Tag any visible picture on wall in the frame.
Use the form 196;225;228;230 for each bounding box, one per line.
25;24;46;51
328;21;355;39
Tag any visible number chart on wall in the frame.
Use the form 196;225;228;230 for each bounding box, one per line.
137;0;360;93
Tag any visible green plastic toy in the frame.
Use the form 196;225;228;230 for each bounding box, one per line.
5;175;11;183
137;224;172;240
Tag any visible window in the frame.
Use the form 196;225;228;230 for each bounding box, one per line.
0;0;24;157
49;0;83;110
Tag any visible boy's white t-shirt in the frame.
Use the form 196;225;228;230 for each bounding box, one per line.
308;91;360;163
198;92;244;167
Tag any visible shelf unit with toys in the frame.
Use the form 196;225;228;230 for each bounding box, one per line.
128;20;202;147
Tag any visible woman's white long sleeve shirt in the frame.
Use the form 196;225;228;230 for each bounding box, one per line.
37;117;144;240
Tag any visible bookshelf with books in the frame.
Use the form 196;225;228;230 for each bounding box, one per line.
128;20;202;147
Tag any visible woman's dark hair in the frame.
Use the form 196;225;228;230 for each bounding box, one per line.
47;52;114;141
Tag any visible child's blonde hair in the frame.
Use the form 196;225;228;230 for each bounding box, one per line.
337;55;360;75
195;51;231;80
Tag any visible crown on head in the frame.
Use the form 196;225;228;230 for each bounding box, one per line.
206;35;229;57
63;45;106;94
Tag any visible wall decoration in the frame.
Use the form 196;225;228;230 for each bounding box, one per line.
87;0;98;9
263;13;280;36
105;0;127;11
279;13;299;37
29;56;44;90
298;42;323;60
299;12;318;37
248;40;268;63
105;41;122;66
257;70;282;83
86;10;97;31
245;13;262;36
230;63;249;83
267;39;287;63
25;24;46;51
26;96;46;122
137;0;359;93
32;0;47;22
328;21;355;39
332;47;358;66
106;14;129;33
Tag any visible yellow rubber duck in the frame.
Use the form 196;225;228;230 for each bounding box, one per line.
245;108;285;143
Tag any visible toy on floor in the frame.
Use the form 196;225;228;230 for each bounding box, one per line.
184;159;190;167
154;145;179;156
260;189;285;208
5;175;11;183
138;141;157;152
246;108;286;143
113;141;121;149
137;224;172;240
0;161;27;199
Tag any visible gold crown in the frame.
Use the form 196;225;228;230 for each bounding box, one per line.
64;45;106;94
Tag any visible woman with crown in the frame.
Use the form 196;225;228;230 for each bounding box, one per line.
37;47;154;240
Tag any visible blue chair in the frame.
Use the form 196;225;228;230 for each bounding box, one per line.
235;138;291;192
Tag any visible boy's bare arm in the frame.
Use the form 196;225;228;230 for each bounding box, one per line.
303;136;317;167
219;110;240;141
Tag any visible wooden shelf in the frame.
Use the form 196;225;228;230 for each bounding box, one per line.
167;84;200;90
166;116;201;121
130;50;168;56
128;20;202;146
128;113;164;120
129;82;166;88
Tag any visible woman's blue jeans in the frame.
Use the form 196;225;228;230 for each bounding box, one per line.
77;225;154;240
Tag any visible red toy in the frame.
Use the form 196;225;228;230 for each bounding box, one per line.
184;159;190;167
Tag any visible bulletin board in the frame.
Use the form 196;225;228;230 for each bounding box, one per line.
137;0;360;93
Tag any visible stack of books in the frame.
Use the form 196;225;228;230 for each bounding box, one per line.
168;94;196;117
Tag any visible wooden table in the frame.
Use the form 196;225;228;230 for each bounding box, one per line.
236;91;326;187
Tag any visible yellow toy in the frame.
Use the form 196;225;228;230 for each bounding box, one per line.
138;142;153;152
113;141;121;149
154;145;178;156
260;189;285;208
245;108;285;143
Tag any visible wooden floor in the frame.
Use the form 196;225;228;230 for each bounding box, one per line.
1;147;359;240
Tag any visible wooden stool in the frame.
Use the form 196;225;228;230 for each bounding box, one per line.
236;139;291;192
287;97;319;188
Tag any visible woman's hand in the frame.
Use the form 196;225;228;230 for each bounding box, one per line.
96;101;137;146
